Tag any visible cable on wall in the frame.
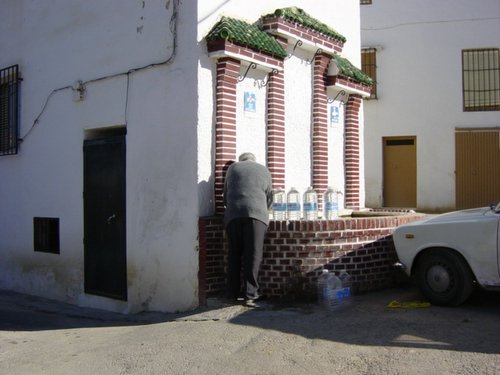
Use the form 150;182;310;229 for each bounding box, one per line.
362;16;500;31
19;0;179;142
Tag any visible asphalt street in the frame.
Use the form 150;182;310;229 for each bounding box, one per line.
1;285;499;374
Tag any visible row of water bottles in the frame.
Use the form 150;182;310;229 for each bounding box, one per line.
317;269;352;311
272;186;341;220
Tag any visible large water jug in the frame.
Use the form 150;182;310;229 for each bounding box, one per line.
317;269;342;311
338;270;353;308
303;186;318;220
286;187;301;220
323;186;339;220
272;188;286;220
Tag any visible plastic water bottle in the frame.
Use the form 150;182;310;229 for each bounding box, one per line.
317;269;342;311
324;187;339;220
338;270;353;308
272;188;286;220
317;269;330;308
286;187;301;220
303;187;318;220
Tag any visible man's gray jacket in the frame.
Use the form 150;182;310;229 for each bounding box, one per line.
223;160;273;227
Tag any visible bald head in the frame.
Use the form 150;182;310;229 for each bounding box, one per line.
238;152;256;162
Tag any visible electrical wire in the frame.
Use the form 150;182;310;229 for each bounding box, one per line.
362;16;500;31
19;0;179;141
20;85;73;141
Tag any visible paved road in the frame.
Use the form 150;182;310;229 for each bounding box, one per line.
1;285;499;374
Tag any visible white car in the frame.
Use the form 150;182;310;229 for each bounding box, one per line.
393;202;500;306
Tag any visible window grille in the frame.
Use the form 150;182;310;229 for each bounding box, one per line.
462;48;500;112
362;48;377;99
0;65;20;155
34;217;60;254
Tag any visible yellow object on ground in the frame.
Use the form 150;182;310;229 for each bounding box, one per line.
387;300;431;308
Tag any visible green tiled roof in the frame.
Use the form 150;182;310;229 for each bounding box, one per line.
333;56;374;86
206;16;287;59
265;7;347;43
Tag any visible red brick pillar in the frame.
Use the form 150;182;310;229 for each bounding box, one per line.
312;53;331;209
266;69;285;189
344;94;362;210
214;57;240;215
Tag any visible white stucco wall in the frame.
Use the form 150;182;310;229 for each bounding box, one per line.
0;0;199;313
284;49;313;195
0;0;364;313
197;0;363;214
328;101;347;208
236;67;268;162
361;0;500;211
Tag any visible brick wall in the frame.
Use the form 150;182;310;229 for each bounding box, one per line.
344;95;363;209
312;53;331;209
266;68;286;189
214;58;240;215
261;17;344;54
198;214;425;304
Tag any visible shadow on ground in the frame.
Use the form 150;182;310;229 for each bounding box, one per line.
226;286;500;355
1;286;499;355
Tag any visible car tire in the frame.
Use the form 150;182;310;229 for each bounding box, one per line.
414;249;474;306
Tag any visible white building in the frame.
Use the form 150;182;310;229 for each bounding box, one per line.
361;0;500;212
0;0;369;313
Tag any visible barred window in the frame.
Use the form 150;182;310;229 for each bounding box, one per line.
462;48;500;112
0;65;20;155
362;48;377;99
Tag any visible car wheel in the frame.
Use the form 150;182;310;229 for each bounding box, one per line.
414;249;473;306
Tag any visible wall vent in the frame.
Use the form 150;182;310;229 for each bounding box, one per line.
33;217;60;254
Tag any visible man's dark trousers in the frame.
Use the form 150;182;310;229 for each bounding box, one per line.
226;217;267;300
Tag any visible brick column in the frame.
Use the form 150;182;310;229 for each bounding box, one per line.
312;53;331;209
214;58;240;214
344;94;362;210
266;69;285;188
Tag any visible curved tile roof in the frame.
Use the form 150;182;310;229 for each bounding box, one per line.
205;10;371;87
206;16;287;59
333;56;374;85
264;7;347;43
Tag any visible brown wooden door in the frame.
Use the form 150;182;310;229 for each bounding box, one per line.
383;137;417;208
455;128;500;209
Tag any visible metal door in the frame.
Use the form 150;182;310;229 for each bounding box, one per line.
84;135;127;300
456;128;500;209
383;136;417;208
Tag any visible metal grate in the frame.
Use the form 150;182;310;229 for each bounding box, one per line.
34;217;60;254
386;139;414;146
362;48;377;99
0;65;20;155
462;48;500;112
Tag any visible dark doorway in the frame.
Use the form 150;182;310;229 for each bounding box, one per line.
83;134;127;300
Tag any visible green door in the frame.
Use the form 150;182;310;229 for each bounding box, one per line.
83;135;127;300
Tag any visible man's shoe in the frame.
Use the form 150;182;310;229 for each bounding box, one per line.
244;295;267;308
244;299;260;308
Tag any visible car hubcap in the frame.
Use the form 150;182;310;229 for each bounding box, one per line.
427;264;451;293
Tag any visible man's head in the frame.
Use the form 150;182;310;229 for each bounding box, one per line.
238;152;256;162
